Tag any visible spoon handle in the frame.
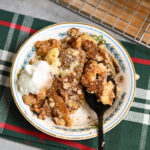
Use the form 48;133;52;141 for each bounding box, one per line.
98;114;105;150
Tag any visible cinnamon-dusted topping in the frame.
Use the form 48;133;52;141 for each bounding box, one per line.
31;100;51;120
35;39;60;56
59;48;78;69
80;33;96;44
61;37;72;49
59;75;84;112
49;86;71;126
71;37;82;49
81;59;115;105
23;93;51;120
47;75;84;126
70;32;96;49
82;40;103;61
86;79;103;94
36;88;47;101
22;27;121;126
59;47;86;80
81;60;108;87
67;28;80;38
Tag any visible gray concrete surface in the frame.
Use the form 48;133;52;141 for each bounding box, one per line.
0;138;40;150
0;0;132;149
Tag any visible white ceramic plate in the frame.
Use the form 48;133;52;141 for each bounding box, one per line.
11;23;136;140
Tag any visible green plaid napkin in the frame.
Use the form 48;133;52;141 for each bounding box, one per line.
0;9;150;150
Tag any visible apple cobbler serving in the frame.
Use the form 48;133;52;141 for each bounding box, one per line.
18;28;123;126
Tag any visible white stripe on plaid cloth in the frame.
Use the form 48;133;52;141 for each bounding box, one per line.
0;13;18;133
139;76;150;150
0;64;11;72
0;15;34;134
15;16;33;51
135;88;150;101
0;49;15;62
124;111;150;125
132;102;150;110
0;75;10;87
3;14;19;51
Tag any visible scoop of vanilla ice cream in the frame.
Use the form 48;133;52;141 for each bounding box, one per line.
18;60;53;95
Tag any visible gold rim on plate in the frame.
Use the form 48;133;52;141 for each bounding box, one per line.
10;22;136;140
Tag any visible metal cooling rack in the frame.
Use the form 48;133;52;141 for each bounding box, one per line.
51;0;150;48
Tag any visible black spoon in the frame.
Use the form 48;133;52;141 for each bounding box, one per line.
84;75;116;150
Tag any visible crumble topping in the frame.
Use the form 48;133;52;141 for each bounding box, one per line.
19;28;121;126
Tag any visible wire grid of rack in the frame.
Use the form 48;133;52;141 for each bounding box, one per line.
51;0;150;48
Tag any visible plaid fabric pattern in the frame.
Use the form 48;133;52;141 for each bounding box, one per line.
0;9;150;150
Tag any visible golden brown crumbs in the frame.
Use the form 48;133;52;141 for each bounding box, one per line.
22;27;121;126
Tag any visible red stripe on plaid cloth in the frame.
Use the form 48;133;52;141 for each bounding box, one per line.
0;122;96;150
131;57;150;65
0;20;36;34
